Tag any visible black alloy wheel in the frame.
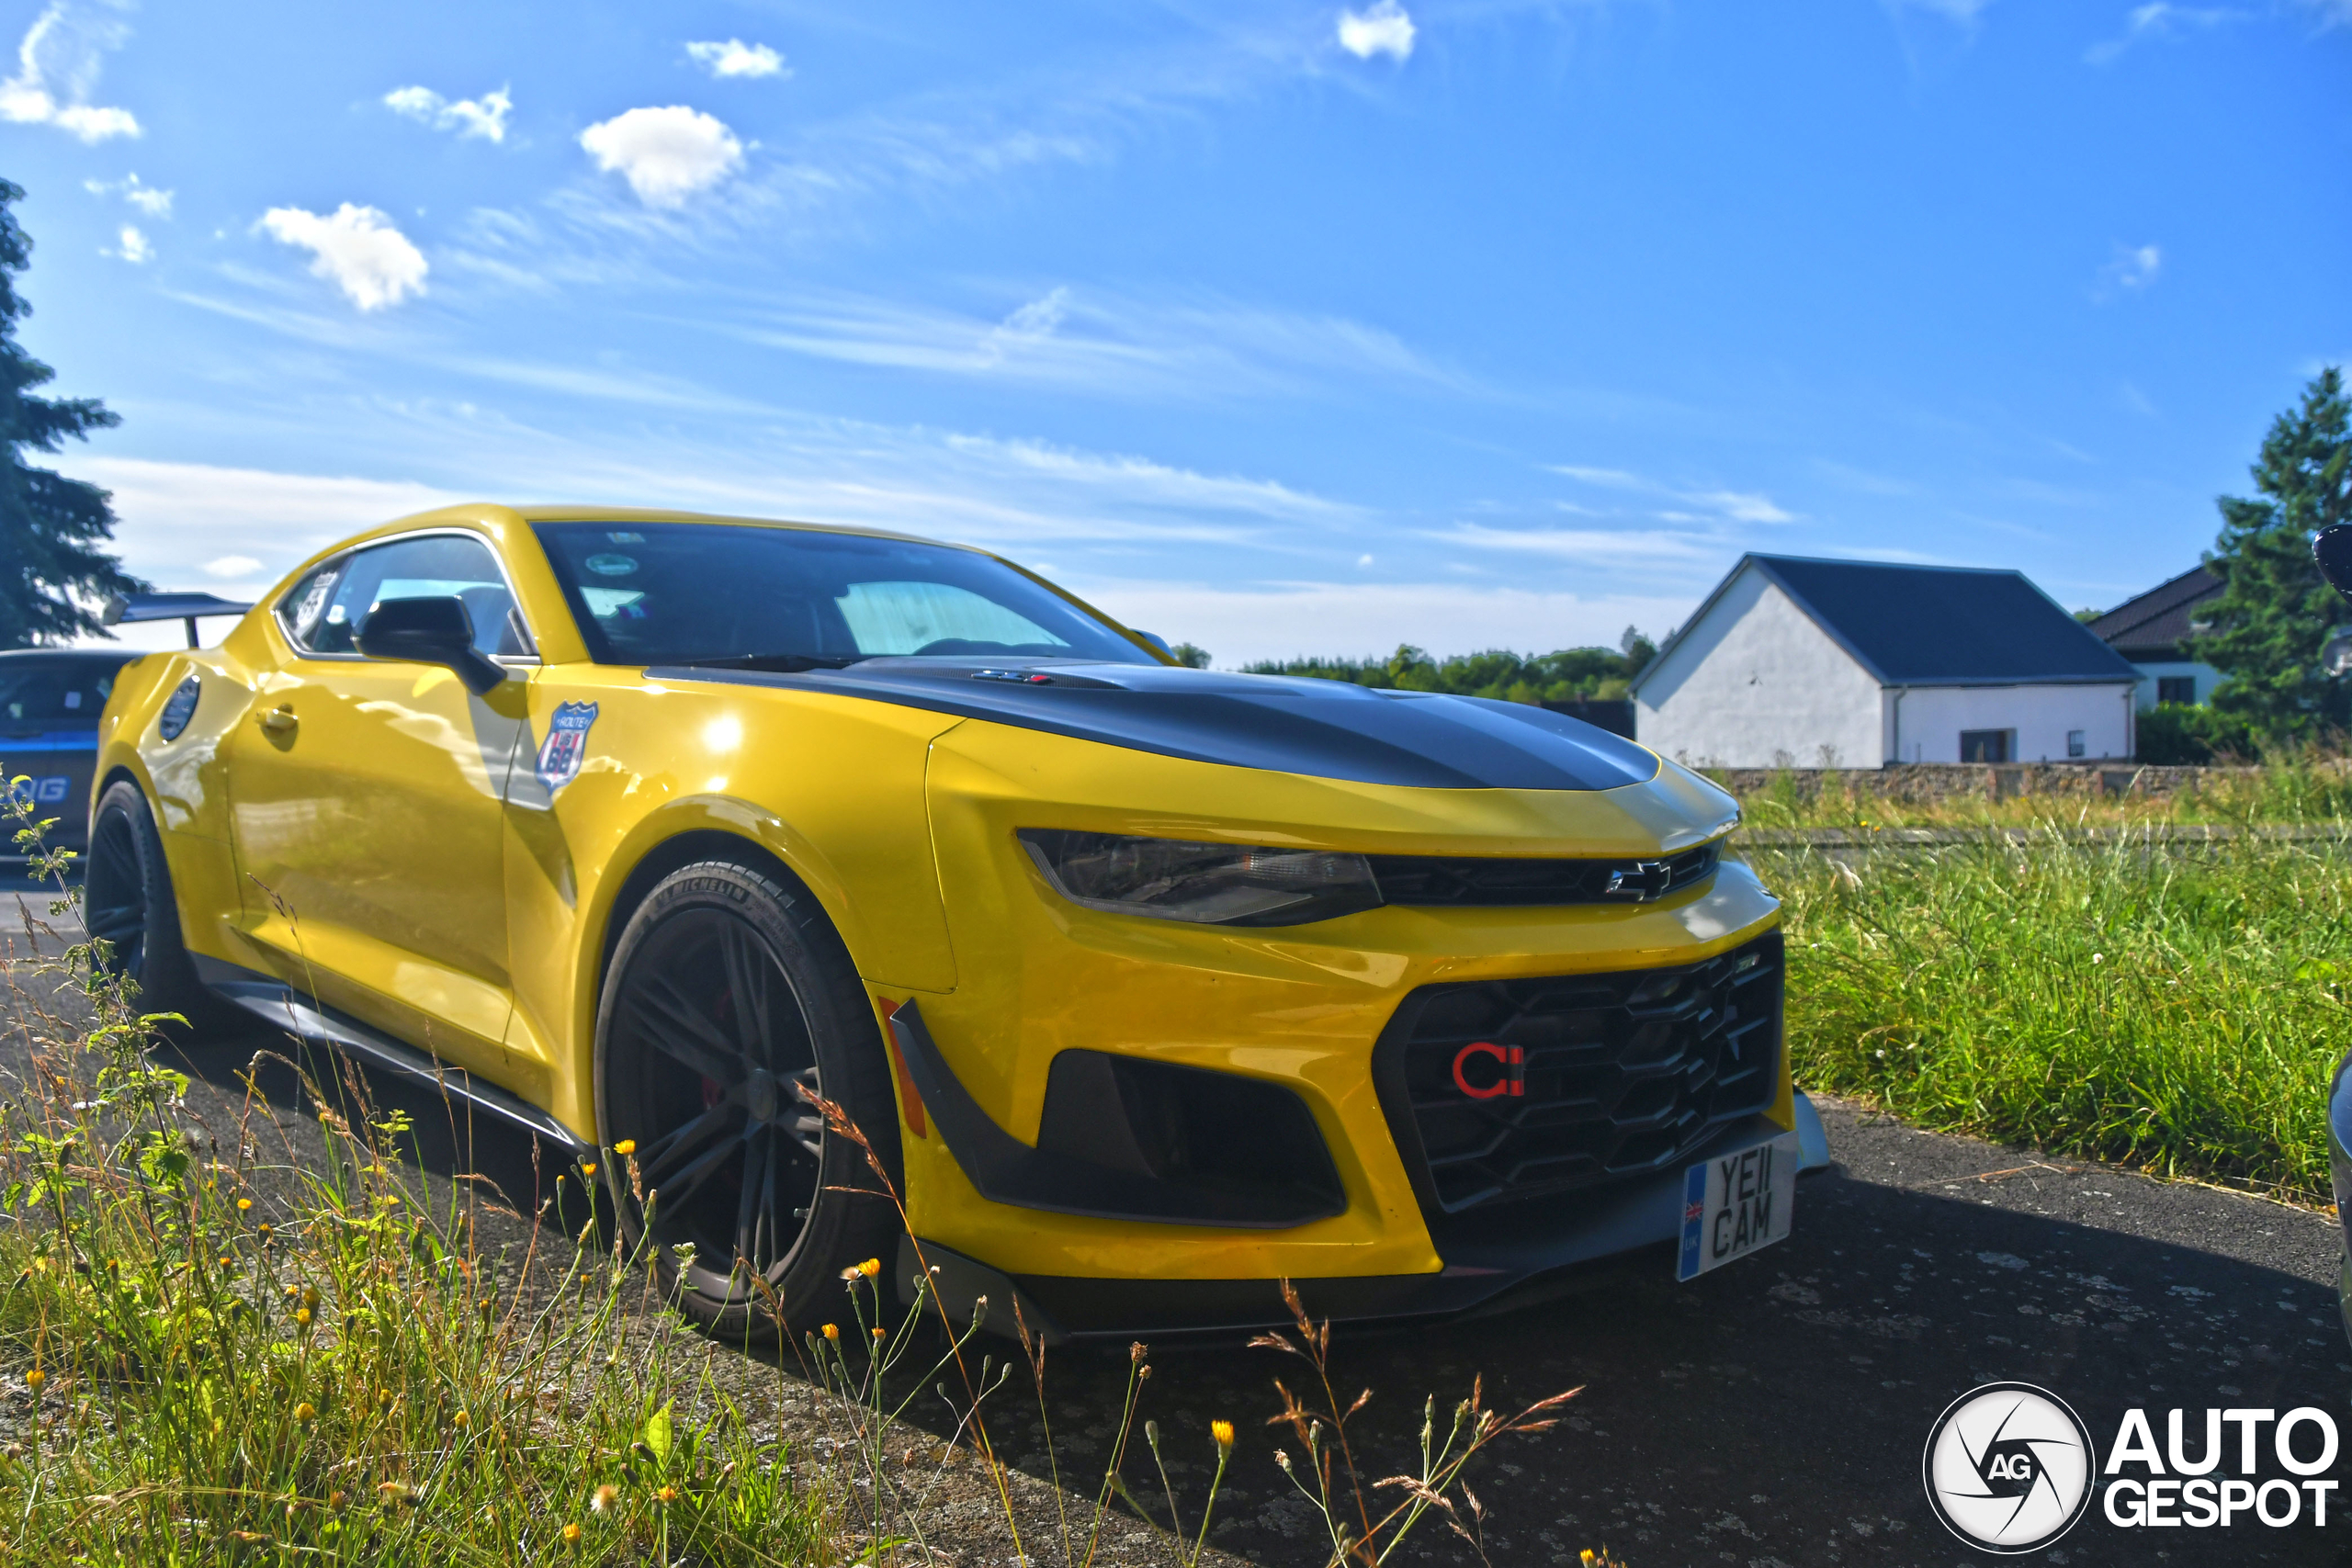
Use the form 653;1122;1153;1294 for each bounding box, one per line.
594;859;901;1338
82;779;223;1023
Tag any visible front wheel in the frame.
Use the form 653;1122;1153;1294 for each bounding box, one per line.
82;779;227;1025
594;859;902;1340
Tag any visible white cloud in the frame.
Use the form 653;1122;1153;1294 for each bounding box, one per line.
384;84;512;142
979;286;1070;363
685;39;787;79
579;105;745;208
2086;3;2240;63
1545;464;1796;525
107;222;150;263
65;457;463;647
2097;242;2162;297
1338;1;1416;61
85;171;171;217
1442;522;1721;563
1075;579;1693;666
259;204;430;311
0;1;138;142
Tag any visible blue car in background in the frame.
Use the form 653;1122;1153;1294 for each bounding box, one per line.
0;648;143;859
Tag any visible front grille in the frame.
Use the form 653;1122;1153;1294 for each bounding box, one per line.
1374;931;1783;1215
1367;840;1720;908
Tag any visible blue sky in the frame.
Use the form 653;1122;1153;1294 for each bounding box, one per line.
6;0;2349;661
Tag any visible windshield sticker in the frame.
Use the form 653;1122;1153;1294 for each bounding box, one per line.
535;701;600;793
584;554;638;576
605;531;643;543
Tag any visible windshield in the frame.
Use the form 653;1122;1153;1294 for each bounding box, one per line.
533;522;1159;668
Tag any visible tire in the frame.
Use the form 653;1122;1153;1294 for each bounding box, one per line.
594;859;902;1340
83;779;228;1025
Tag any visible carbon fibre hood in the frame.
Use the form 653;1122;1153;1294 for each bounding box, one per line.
651;659;1660;790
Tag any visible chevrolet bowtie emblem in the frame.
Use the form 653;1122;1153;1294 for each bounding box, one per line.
1603;860;1674;902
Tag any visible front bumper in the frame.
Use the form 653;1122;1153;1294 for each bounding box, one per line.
904;1093;1835;1342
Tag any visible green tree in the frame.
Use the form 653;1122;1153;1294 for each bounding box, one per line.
0;179;141;647
1168;640;1211;668
2200;367;2352;740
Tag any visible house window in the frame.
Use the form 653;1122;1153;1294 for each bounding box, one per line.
1959;729;2013;763
2156;676;2196;706
2067;729;2086;759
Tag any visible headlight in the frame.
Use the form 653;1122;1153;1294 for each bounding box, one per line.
1018;829;1382;927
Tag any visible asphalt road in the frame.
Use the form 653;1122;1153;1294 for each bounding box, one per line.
6;876;2346;1567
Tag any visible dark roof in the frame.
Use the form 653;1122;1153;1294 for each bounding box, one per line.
0;647;143;666
2083;565;2221;661
1635;554;2142;692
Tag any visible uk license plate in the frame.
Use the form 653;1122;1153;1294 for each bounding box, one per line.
1676;1132;1800;1281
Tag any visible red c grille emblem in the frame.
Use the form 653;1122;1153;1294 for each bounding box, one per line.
1452;1041;1524;1099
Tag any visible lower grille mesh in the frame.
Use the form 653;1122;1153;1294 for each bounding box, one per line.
1375;932;1784;1215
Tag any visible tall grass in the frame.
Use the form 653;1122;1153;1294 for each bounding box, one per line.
1734;752;2352;831
0;937;835;1562
1755;823;2351;1203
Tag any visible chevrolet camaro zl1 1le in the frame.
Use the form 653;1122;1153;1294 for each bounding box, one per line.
86;506;1827;1341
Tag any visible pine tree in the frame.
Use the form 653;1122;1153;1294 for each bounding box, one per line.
0;178;142;647
2200;367;2352;740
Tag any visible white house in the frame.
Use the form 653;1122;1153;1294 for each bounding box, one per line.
2085;565;2223;709
1631;554;2142;768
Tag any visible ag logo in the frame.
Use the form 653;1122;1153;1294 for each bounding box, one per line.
1923;1382;2097;1554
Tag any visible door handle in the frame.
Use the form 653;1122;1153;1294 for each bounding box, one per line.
258;705;298;735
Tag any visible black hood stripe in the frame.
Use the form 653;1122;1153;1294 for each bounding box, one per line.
648;661;1659;791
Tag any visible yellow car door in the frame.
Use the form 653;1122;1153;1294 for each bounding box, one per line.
227;530;539;1081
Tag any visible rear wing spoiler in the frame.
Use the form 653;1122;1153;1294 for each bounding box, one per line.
102;592;255;649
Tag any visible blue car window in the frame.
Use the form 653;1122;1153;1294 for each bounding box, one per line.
532;521;1157;667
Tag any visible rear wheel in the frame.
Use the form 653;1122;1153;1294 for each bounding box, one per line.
594;859;901;1340
82;779;224;1023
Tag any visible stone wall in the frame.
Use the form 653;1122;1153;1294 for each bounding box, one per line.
1703;761;2275;803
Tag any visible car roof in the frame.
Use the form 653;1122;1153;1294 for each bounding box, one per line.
502;506;974;552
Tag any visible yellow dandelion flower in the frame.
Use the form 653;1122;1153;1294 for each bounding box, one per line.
327;1491;345;1508
871;1326;886;1342
613;1139;636;1156
452;1410;469;1428
24;1369;44;1393
820;1323;839;1342
217;1255;232;1267
857;1257;881;1278
590;1483;619;1514
563;1522;582;1543
294;1403;317;1422
295;1308;312;1326
236;1197;253;1212
656;1485;678;1505
582;1162;597;1178
1212;1419;1235;1450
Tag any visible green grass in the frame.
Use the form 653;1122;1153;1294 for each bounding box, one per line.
0;950;836;1565
1753;824;2351;1205
1731;751;2352;832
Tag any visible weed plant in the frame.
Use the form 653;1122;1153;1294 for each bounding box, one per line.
0;796;836;1564
1755;821;2351;1203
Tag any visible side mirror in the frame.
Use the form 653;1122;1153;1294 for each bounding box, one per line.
2315;526;2352;604
356;595;506;694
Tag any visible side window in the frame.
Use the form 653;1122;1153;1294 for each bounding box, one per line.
283;536;531;660
277;560;345;652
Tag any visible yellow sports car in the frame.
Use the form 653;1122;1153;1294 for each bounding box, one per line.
87;505;1823;1340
